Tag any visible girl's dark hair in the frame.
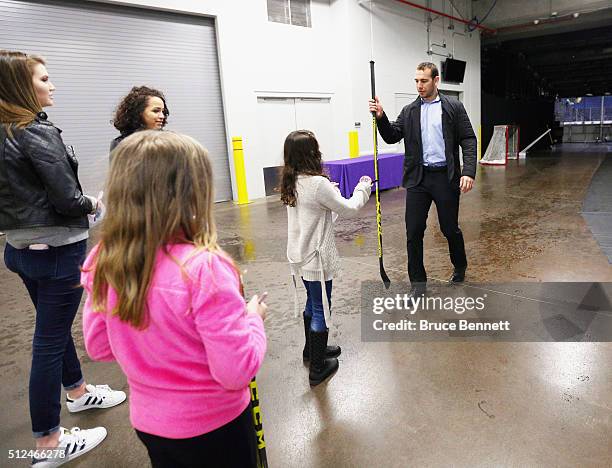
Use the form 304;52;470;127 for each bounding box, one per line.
112;86;169;136
280;130;326;207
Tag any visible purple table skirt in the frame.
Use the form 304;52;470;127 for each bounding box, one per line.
323;153;404;198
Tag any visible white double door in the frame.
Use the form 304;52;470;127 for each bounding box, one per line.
256;97;334;169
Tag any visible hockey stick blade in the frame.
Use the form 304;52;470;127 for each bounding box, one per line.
379;257;391;289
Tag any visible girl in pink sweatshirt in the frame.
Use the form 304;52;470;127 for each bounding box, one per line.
81;131;267;467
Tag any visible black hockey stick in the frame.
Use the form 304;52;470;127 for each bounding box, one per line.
370;60;391;289
238;278;268;468
249;377;268;468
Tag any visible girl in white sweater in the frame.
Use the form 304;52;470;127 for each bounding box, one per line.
281;130;372;386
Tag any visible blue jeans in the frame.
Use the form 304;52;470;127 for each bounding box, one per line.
302;279;332;332
4;240;87;438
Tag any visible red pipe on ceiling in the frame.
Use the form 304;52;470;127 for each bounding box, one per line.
391;0;497;34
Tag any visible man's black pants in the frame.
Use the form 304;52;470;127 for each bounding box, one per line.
405;167;467;283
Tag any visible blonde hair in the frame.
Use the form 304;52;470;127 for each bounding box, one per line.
89;131;230;328
0;50;45;132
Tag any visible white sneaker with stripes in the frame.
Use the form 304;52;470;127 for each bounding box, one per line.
31;426;107;467
66;384;126;413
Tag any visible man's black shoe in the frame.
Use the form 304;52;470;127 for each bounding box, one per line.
449;267;466;284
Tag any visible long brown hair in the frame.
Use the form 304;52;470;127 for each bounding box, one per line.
0;50;46;133
89;131;224;328
280;130;326;207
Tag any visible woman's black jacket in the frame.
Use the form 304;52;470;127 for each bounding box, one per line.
0;115;93;230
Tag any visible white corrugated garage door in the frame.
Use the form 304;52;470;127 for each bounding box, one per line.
0;0;233;201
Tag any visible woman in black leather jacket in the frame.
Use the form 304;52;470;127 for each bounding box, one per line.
0;51;126;463
109;86;169;154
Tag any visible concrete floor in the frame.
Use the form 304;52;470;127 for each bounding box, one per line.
1;145;611;467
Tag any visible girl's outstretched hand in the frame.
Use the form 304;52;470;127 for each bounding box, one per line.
359;175;373;187
247;294;268;321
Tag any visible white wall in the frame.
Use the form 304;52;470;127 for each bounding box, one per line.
90;0;481;200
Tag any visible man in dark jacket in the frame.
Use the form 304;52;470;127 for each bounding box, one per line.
368;62;476;294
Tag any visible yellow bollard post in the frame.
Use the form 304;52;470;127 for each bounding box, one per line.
478;125;482;160
348;130;359;158
239;205;256;261
232;136;249;205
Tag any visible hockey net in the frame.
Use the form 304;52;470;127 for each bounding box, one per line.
480;125;520;165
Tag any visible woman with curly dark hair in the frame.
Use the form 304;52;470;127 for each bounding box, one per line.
110;86;169;153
